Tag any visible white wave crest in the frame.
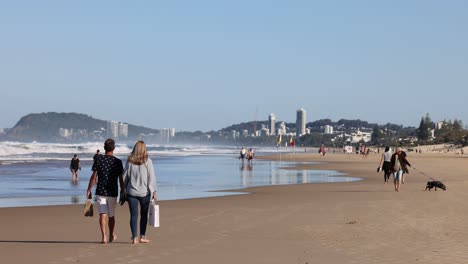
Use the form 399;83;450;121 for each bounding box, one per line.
0;142;284;163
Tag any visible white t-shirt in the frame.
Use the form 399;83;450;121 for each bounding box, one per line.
383;151;392;162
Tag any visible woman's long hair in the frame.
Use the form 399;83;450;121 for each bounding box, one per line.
128;140;148;165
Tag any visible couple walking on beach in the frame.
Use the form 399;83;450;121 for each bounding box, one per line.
378;147;412;192
86;139;157;244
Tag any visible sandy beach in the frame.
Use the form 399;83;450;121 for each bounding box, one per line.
1;152;468;264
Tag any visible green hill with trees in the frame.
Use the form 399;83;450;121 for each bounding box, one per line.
1;112;159;142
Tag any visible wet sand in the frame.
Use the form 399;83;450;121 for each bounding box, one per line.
1;152;467;263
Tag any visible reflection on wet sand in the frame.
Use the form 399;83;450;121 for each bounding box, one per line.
71;196;80;204
240;164;253;187
71;177;79;186
70;177;80;204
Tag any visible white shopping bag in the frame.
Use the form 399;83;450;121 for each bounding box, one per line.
148;201;160;227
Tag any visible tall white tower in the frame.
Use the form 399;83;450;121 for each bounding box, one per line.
118;123;128;138
107;121;119;138
296;108;306;136
268;113;276;136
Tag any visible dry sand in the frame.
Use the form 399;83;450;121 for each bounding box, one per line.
1;152;468;264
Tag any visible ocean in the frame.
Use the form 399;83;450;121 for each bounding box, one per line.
0;142;361;208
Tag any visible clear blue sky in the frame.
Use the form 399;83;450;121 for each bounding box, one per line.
1;1;467;131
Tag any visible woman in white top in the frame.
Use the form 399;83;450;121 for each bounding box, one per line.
122;141;157;244
378;146;392;184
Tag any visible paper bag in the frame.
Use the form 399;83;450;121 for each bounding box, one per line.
148;201;159;227
83;199;93;217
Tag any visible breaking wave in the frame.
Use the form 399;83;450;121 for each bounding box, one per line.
0;142;280;164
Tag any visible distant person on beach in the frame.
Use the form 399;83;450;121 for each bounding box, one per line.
319;144;326;157
360;145;368;159
93;149;101;162
86;139;124;244
378;146;392;184
247;148;254;164
121;140;157;244
70;154;81;179
397;148;411;184
390;147;412;192
390;149;402;192
239;146;247;163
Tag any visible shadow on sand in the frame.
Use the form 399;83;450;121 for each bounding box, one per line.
0;240;129;244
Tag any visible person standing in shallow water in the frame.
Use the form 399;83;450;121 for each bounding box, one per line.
239;146;247;164
70;154;81;179
246;148;254;164
93;149;101;163
86;139;124;244
121;141;157;244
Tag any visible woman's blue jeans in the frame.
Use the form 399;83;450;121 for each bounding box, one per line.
127;194;151;239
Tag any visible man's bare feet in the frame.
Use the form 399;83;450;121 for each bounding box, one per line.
132;238;139;244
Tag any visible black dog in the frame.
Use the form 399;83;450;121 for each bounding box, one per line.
425;181;446;191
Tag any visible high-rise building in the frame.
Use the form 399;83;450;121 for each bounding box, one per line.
107;121;119;138
59;128;72;138
231;130;240;140
268;113;276;136
169;128;176;138
160;128;176;143
296;108;306;136
277;122;286;135
324;125;334;135
160;128;170;143
118;122;129;138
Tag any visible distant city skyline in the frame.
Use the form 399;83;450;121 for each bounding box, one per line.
1;1;467;131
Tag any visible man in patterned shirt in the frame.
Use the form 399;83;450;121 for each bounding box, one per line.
86;139;124;244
